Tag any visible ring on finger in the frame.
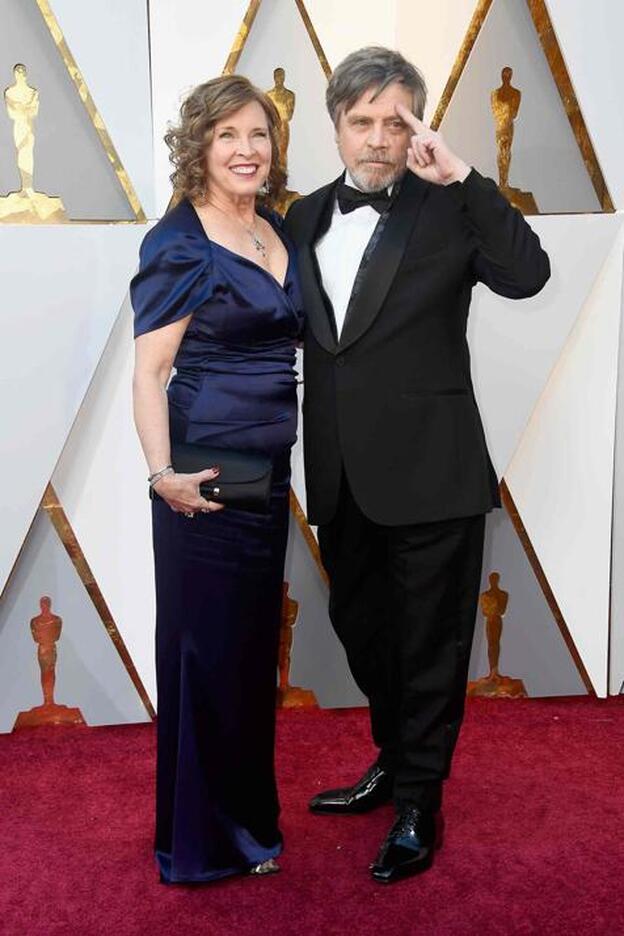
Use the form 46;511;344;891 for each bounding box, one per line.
184;511;195;518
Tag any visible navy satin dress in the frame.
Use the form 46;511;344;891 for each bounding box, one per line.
130;198;303;884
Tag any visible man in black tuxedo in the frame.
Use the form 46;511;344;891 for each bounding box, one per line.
284;47;550;883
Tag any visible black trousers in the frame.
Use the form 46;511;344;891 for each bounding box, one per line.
318;474;486;811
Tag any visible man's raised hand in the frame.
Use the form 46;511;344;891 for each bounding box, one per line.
395;103;471;186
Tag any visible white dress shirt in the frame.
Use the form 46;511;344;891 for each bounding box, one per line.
315;172;385;338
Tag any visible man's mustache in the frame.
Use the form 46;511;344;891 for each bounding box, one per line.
357;154;394;165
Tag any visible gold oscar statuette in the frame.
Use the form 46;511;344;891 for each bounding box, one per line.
490;67;538;215
276;582;318;708
266;67;301;216
13;597;85;729
0;64;67;224
467;572;527;699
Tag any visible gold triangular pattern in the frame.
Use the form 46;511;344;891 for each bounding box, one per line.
431;0;613;213
223;0;331;79
41;483;155;719
222;0;263;76
500;481;594;693
431;0;608;683
433;0;607;685
35;0;146;221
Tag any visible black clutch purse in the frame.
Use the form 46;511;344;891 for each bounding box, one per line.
153;442;273;514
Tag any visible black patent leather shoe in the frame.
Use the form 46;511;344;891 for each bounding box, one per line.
309;763;393;815
370;806;440;883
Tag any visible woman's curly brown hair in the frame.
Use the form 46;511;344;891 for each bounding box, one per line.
165;75;286;210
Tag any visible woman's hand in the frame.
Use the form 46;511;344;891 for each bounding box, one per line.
153;467;224;516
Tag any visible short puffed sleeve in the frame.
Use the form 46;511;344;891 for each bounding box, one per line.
130;223;213;338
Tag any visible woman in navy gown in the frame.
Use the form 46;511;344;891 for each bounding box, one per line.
130;76;302;884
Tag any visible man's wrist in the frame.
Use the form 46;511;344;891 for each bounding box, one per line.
443;161;472;185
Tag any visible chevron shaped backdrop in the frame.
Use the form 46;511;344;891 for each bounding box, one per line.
0;0;145;221
432;0;612;214
1;0;623;734
0;0;152;724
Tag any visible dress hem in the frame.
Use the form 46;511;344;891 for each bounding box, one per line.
155;841;283;885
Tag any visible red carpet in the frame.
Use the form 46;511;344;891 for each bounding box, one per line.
2;698;624;936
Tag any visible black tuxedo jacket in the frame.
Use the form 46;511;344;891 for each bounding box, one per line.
284;169;550;527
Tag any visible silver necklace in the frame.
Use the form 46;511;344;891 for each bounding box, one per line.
208;201;267;259
244;224;267;258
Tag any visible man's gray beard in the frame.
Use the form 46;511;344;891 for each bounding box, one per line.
349;162;405;193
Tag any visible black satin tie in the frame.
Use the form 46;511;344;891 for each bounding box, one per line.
337;182;391;215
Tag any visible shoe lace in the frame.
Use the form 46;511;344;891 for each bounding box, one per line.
392;806;423;838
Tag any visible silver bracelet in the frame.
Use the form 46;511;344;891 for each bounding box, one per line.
148;465;174;488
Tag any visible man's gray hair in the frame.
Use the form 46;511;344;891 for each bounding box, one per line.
326;47;427;126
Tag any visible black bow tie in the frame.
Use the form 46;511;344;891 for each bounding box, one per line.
337;182;391;215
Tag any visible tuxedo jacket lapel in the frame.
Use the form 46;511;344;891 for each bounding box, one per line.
297;178;341;354
338;173;429;352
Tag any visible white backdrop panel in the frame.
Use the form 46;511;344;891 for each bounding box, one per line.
469;509;586;696
52;293;157;704
0;507;150;732
396;0;477;122
610;266;624;694
0;223;147;596
470;214;622;477
50;0;154;217
506;228;624;696
17;0;620;716
0;0;134;219
305;0;397;74
439;0;600;214
547;0;624;210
